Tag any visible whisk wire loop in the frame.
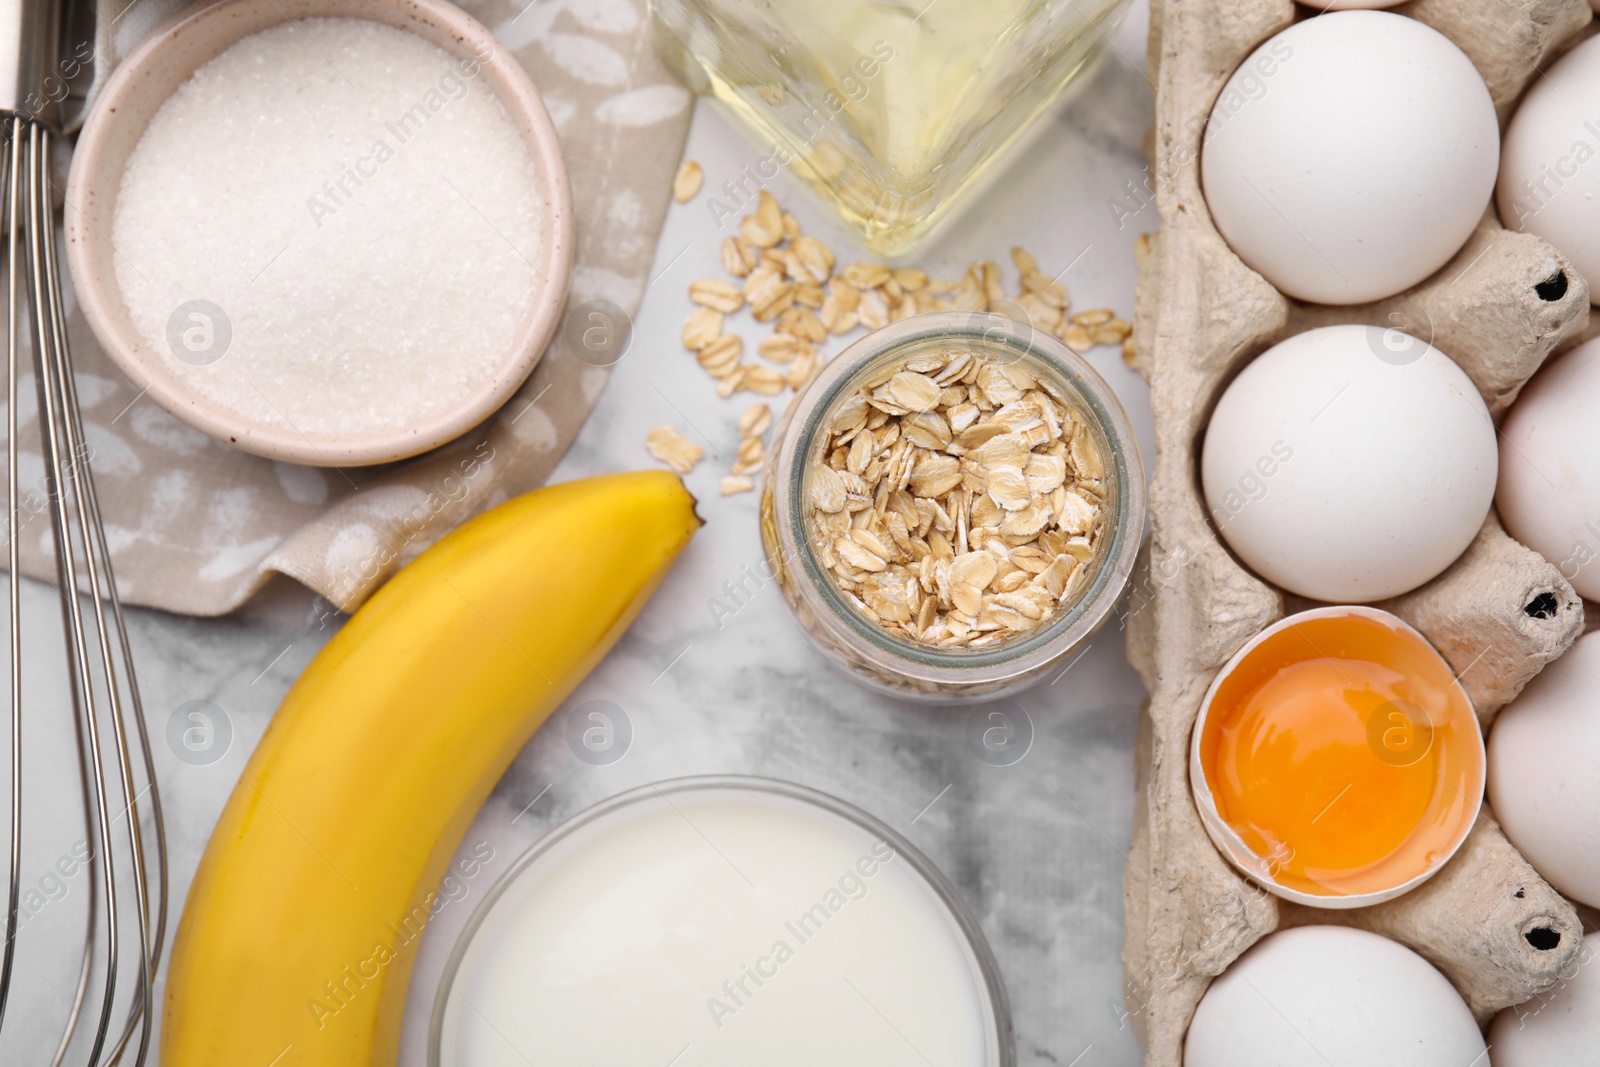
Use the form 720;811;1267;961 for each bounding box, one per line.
2;109;168;1067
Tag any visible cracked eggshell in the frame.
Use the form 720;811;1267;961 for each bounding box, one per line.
1185;926;1486;1067
1488;632;1600;909
1201;11;1499;305
1201;325;1498;603
1496;337;1600;600
1498;35;1600;306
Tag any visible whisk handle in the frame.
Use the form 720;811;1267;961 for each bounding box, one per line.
0;0;63;124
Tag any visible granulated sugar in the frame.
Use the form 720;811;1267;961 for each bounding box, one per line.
112;18;547;440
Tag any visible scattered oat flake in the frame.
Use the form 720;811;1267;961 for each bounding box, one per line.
734;435;764;468
743;365;787;395
1061;324;1093;353
671;188;1131;530
697;334;742;377
673;160;703;203
741;191;785;247
646;425;704;474
720;475;754;495
690;277;745;313
682;306;722;350
721;236;756;277
759;333;809;364
739;402;772;438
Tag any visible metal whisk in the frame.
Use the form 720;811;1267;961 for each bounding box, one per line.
2;0;168;1062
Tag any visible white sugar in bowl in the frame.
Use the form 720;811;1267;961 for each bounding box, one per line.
67;0;574;467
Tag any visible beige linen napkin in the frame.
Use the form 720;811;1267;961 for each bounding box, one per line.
15;0;689;616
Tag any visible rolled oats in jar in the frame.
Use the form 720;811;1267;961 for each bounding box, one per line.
759;311;1145;701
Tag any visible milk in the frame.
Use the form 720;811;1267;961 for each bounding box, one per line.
437;783;1000;1065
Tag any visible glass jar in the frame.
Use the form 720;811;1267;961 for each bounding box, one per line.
650;0;1134;255
760;311;1144;701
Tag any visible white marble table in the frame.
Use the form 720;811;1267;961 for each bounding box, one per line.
12;4;1158;1062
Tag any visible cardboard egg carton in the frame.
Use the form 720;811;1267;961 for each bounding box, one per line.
1122;0;1595;1061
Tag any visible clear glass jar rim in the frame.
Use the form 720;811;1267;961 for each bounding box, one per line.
771;311;1146;685
428;774;1016;1066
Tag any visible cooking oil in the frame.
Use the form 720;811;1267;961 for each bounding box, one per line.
651;0;1132;255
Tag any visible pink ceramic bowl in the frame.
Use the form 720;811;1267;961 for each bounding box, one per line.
65;0;573;467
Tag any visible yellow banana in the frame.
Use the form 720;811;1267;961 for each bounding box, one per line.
162;470;700;1065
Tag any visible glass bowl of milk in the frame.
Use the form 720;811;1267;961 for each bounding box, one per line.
431;776;1014;1066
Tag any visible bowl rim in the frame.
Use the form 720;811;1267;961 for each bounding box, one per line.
63;0;574;467
426;774;1017;1066
1188;604;1487;909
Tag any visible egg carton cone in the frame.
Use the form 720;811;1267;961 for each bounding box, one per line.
1122;0;1595;1062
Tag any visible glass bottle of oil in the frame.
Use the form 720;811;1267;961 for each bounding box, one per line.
651;0;1133;255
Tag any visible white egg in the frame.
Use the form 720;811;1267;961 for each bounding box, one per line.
1488;632;1600;909
1489;948;1600;1067
1201;11;1499;305
1185;926;1485;1067
1496;338;1600;599
1498;35;1600;305
1201;325;1497;602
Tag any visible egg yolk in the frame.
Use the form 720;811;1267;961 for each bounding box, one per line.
1198;613;1483;898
